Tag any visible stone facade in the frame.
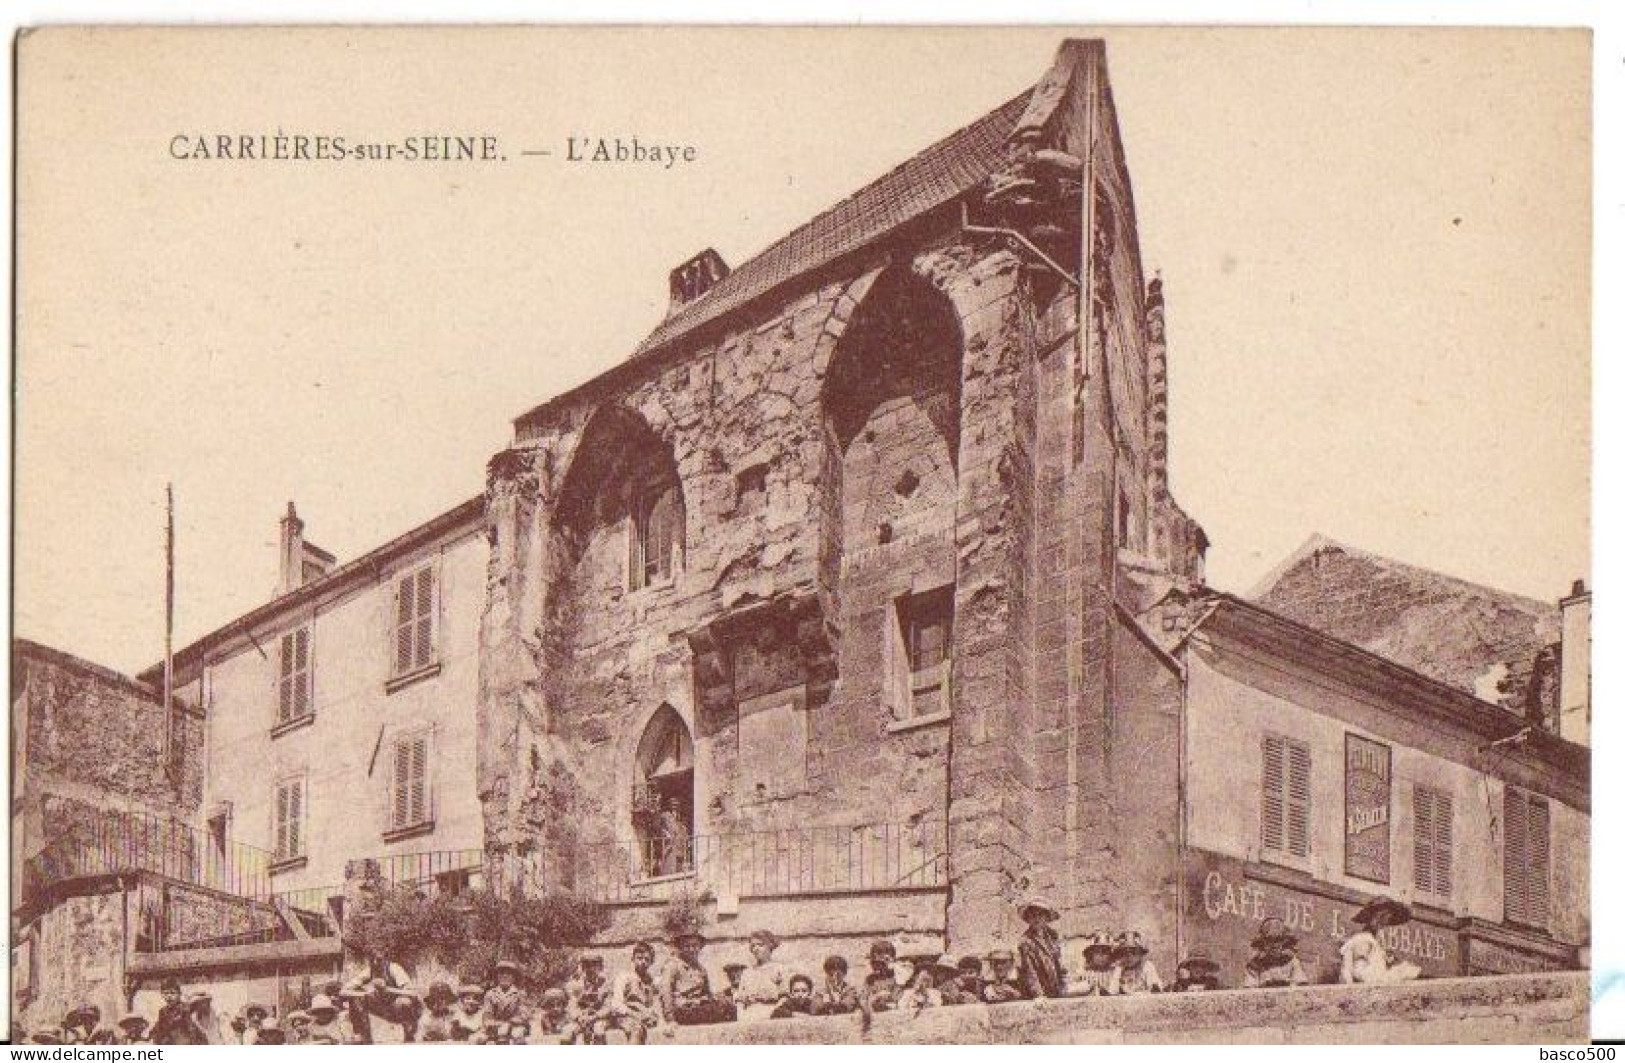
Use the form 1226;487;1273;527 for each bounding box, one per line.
476;40;1205;958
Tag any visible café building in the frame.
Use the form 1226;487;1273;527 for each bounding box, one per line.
1150;554;1589;984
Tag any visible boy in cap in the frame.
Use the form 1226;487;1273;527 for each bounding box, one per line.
1340;898;1420;985
1246;917;1309;988
484;960;525;1039
151;979;208;1045
564;953;612;1044
660;929;735;1026
812;955;861;1016
982;949;1025;1003
1072;930;1120;996
1172;949;1223;992
609;940;664;1044
735;929;789;1022
1112;931;1164;995
239;1003;270;1045
942;955;985;1005
69;1004;115;1044
115;1013;152;1045
1016;897;1065;998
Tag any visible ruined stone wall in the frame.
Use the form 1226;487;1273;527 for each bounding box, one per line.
12;889;127;1037
12;641;204;904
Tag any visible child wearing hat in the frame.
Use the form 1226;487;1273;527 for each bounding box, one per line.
1112;931;1164;995
115;1013;152;1045
1340;898;1421;985
283;1010;312;1044
416;981;458;1042
812;955;862;1015
896;953;946;1012
1172;949;1223;992
151;979;208;1045
861;939;903;1016
735;929;790;1022
1016;897;1065;998
660;929;735;1026
982;949;1025;1003
1072;931;1119;996
939;955;986;1006
720;961;747;1005
304;994;350;1044
484;960;525;1039
1245;917;1309;988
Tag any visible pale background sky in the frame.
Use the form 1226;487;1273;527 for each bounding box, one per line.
15;25;1590;676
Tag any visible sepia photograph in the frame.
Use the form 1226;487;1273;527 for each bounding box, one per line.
8;22;1598;1045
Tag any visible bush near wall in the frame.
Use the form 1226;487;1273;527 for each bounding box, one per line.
344;884;609;991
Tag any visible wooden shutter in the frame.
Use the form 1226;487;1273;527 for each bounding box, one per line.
883;600;911;719
393;567;436;675
1262;736;1286;854
1433;790;1454;898
391;733;430;830
1526;794;1551;928
394;573;417;673
1414;786;1453;899
1285;741;1311;858
413;568;435;670
275;779;304;860
1495;786;1534;929
279;627;311;722
1262;736;1310;860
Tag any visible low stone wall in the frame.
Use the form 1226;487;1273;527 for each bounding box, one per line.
656;972;1588;1045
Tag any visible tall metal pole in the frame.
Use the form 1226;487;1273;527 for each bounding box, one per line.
163;483;175;783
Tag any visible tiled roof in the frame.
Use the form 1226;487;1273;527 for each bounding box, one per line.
627;90;1033;361
1247;534;1560;711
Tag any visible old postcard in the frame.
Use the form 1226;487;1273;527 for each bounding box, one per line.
10;26;1591;1045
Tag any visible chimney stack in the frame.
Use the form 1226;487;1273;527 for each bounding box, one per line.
278;502;337;595
667;248;730;317
1557;578;1591;746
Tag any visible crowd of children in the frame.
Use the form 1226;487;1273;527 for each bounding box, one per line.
16;896;1422;1044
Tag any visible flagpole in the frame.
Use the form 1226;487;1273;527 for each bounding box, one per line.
163;483;175;783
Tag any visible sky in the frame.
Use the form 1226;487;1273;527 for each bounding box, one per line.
14;26;1590;675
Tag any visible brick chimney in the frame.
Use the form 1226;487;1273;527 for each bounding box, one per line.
667;248;730;316
278;502;336;595
1557;578;1590;746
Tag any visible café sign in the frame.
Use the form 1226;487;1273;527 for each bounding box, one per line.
1344;733;1391;882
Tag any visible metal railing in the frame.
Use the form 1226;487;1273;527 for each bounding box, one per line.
374;848;485;891
479;820;948;904
23;808;275;903
142;883;344;953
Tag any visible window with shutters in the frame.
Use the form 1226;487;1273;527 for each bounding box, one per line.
1412;784;1454;903
391;564;438;679
629;482;682;591
272;776;306;867
276;625;313;729
1261;734;1312;865
1503;787;1551;929
386;730;433;838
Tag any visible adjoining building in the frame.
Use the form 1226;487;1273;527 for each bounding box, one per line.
11;36;1590;1027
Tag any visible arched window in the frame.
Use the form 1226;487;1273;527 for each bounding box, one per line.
630;481;683;591
631;706;694;878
